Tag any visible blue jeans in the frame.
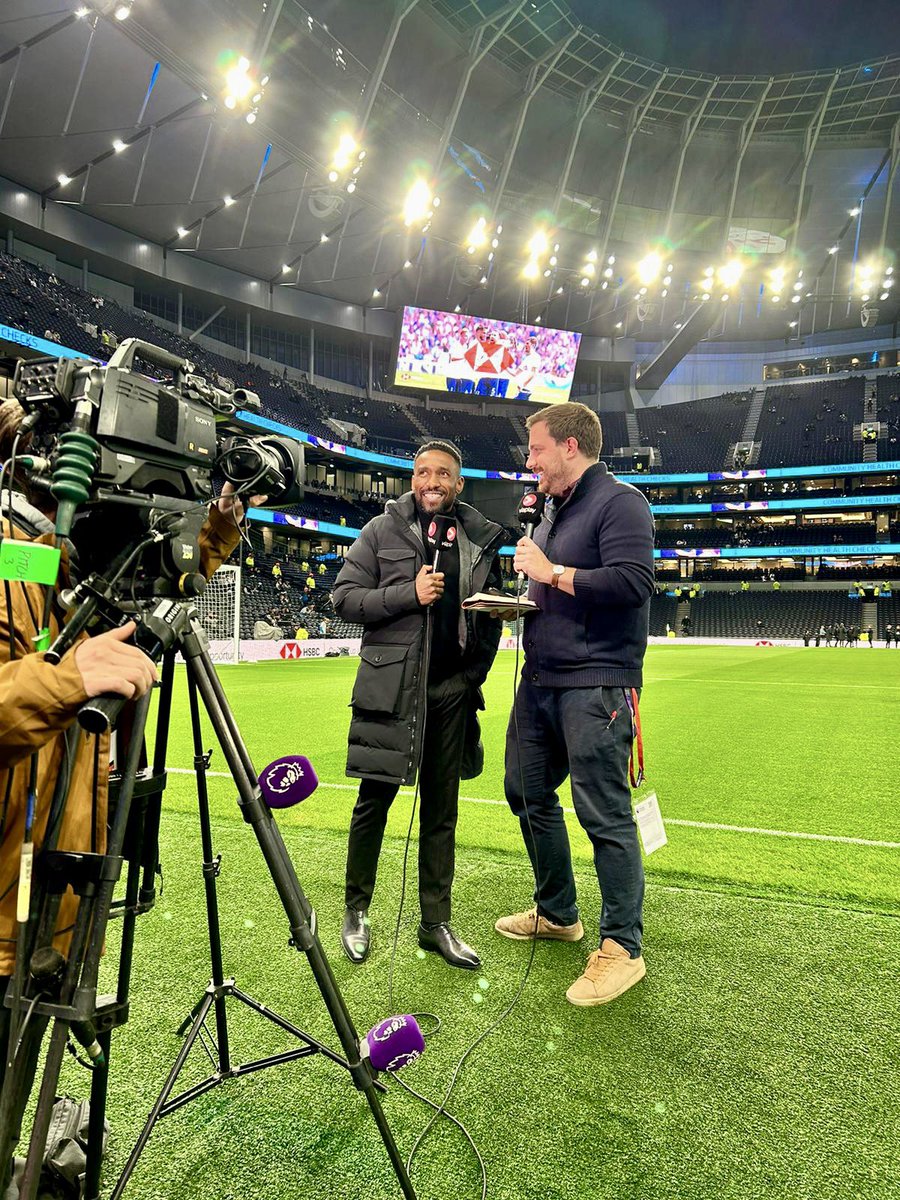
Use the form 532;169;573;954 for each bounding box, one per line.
504;679;644;956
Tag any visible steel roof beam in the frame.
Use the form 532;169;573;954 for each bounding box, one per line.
663;76;720;244
597;73;666;265
357;0;421;140
552;57;623;218
720;79;773;256
879;118;900;262
787;70;840;257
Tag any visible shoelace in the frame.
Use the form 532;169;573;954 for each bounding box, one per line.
584;949;620;978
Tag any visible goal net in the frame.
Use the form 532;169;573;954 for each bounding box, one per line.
196;564;241;664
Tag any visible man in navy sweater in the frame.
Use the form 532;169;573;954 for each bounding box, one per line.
495;402;655;1005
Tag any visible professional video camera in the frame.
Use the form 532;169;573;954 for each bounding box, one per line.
12;336;304;597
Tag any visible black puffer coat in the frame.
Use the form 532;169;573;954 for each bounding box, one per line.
333;493;504;786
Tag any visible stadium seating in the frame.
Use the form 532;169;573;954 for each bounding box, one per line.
685;591;863;638
636;392;752;471
755;377;865;466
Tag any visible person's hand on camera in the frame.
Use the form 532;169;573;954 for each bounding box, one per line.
416;565;445;606
215;481;268;522
73;621;158;700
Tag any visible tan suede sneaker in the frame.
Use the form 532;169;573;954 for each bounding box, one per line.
565;938;646;1006
494;907;584;942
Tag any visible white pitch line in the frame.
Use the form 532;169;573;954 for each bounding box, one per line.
164;769;900;850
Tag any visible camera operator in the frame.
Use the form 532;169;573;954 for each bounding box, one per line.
494;403;655;1007
333;441;504;970
0;394;259;1183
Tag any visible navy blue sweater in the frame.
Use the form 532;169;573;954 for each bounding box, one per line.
524;462;655;688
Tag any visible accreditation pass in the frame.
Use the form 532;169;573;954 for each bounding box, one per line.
634;792;667;855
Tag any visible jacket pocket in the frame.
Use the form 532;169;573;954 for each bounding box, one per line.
351;644;410;714
376;547;418;587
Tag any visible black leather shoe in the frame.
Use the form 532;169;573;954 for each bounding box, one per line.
417;922;481;970
341;907;371;964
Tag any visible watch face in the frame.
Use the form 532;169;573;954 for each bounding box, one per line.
553;565;565;576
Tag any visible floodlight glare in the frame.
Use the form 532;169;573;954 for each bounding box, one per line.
223;194;235;206
828;245;839;254
346;180;355;193
466;217;487;249
791;295;801;303
637;253;662;286
580;276;590;287
114;2;131;19
281;264;291;274
333;132;358;171
771;295;781;303
245;112;257;124
454;304;461;312
57;173;72;187
556;286;564;294
112;138;126;153
603;267;613;278
849;206;861;217
881;292;889;300
402;178;433;226
607;255;616;265
224;56;254;106
403;259;412;268
75;6;90;16
176;226;188;238
583;262;595;277
586;249;598;263
527;230;549;258
522;260;540;280
372;288;381;298
717;260;743;288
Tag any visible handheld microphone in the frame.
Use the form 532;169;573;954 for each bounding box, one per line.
361;1014;425;1072
516;490;546;581
257;755;319;808
425;513;456;573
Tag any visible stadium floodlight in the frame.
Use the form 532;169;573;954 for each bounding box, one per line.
603;267;613;279
224;56;254;106
549;255;558;266
663;275;672;285
454;304;461;312
480;275;488;284
57;173;72;187
403;259;412;268
583;262;595;277
887;267;894;275
527;230;549;259
332;131;358;172
701;292;711;301
75;6;90;16
345;180;355;193
586;249;598;263
372;287;381;298
771;295;781;303
828;245;839;254
522;260;540;281
328;170;338;182
661;288;668;297
791;295;801;303
535;315;542;324
703;265;714;277
465;216;488;250
112;139;127;153
223;194;235;206
721;293;729;302
614;321;623;329
637;253;662;286
245;111;257;124
543;269;551;278
793;281;802;291
718;259;743;288
402;178;433;227
861;293;870;302
320;232;329;243
580;276;590;287
176;226;188;238
556;286;564;294
789;320;798;328
281;264;291;274
849;206;861;217
600;280;608;289
607;255;616;265
114;1;132;19
881;292;889;300
666;263;674;272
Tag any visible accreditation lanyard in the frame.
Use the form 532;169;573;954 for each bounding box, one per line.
625;688;644;788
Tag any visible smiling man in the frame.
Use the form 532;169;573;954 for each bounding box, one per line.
333;441;504;969
494;402;656;1006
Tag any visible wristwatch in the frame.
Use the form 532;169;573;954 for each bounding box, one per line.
550;564;565;589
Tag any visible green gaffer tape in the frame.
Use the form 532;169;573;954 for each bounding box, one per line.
0;541;62;586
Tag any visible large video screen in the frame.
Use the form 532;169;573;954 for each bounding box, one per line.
394;306;581;404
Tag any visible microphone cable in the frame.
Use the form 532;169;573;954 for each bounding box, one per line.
383;521;547;1200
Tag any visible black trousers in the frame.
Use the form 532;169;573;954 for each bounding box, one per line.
344;676;470;925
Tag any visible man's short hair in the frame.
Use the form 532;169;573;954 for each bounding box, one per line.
414;440;463;470
526;402;602;460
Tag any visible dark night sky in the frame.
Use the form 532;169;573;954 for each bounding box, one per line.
566;0;900;74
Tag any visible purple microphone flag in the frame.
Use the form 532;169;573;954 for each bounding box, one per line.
365;1015;425;1072
257;756;319;808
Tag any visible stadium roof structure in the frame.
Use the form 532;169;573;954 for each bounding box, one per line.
430;0;900;142
0;0;897;347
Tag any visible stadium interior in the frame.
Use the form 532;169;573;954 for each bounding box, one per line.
0;1;898;1198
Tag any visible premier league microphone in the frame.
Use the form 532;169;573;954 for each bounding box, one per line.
257;755;319;809
425;513;456;572
516;490;546;581
361;1014;425;1072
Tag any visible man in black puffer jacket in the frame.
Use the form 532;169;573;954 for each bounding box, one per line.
333;441;504;969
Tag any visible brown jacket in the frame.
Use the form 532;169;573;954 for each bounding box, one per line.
0;505;241;974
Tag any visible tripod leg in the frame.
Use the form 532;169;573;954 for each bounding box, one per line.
83;1031;110;1200
182;638;417;1200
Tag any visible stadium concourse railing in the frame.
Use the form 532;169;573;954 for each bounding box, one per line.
6;324;900;562
238;412;900;562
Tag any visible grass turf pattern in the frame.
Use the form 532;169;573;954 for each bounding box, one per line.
52;647;899;1199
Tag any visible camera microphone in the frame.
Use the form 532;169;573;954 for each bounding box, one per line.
29;947;106;1067
424;514;456;573
361;1015;425;1072
257;755;319;808
516;490;546;581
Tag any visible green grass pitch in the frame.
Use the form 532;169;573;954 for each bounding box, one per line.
55;646;899;1199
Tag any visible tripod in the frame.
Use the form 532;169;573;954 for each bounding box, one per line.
0;598;418;1200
